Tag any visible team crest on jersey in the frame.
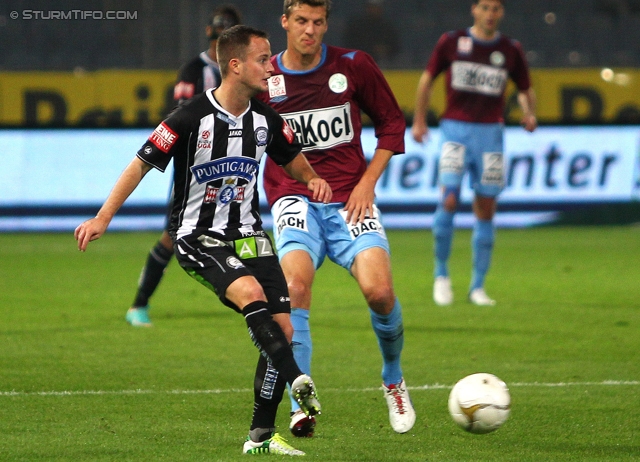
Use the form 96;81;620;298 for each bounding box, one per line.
457;36;473;55
218;179;244;205
328;73;348;93
268;75;287;102
254;126;268;146
490;51;505;67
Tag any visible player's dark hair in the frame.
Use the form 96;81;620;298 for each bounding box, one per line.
283;0;332;18
472;0;504;4
217;25;269;77
208;4;243;41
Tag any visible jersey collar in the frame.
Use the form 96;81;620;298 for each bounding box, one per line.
276;44;327;75
467;27;502;45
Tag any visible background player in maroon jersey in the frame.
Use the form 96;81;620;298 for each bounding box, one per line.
411;0;536;306
258;0;416;436
126;4;242;327
76;25;332;456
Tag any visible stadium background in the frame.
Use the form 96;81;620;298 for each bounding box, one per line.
1;0;639;229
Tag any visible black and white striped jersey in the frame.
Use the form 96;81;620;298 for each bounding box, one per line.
137;88;301;242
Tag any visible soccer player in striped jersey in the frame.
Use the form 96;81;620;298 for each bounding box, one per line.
126;4;242;328
411;0;537;307
258;0;416;436
75;25;332;457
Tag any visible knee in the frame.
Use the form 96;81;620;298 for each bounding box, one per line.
364;284;395;314
287;278;312;308
474;196;497;220
241;284;268;308
442;187;460;212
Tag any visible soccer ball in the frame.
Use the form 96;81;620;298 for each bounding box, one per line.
448;373;511;434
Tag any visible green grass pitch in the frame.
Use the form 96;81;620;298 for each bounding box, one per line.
0;227;639;461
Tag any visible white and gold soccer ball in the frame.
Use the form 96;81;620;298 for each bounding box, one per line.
448;373;511;434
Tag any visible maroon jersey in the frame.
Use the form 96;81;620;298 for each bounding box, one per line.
258;44;405;206
427;29;531;123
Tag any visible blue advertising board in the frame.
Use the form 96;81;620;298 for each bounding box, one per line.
1;126;639;231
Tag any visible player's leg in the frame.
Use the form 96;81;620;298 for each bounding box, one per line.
280;251;314;379
271;196;325;435
351;246;416;433
174;238;319;453
243;353;306;455
279;250;318;436
328;205;415;433
351;247;402;381
467;123;504;306
470;195;497;304
127;229;174;327
433;126;466;305
234;255;320;454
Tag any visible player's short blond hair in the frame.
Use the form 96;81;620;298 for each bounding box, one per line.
283;0;332;18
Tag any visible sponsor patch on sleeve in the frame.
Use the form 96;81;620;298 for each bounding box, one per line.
149;122;179;153
174;81;195;100
282;120;295;144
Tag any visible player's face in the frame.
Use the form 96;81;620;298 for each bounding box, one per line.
239;37;274;94
281;4;328;58
472;0;504;35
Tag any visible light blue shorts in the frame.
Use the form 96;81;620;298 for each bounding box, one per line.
438;119;505;197
271;196;390;271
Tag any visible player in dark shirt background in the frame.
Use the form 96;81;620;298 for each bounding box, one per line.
126;4;242;327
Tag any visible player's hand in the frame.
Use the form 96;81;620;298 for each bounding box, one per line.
307;177;332;204
74;216;109;252
521;114;537;133
344;181;375;225
411;121;429;143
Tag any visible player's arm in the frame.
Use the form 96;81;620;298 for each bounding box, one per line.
74;157;153;252
347;52;404;224
411;70;435;143
518;87;537;132
344;148;394;225
282;153;332;204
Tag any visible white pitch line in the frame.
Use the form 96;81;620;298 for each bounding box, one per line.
1;381;638;397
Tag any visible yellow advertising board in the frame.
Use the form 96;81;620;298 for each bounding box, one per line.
386;68;640;124
0;70;176;126
0;69;638;126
